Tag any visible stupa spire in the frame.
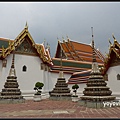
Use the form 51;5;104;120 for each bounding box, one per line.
80;28;116;108
9;41;16;77
90;27;100;75
0;39;24;102
59;38;64;78
91;27;96;62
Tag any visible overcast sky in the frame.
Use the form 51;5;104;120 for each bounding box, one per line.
0;2;120;57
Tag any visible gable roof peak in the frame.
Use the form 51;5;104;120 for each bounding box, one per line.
25;21;28;30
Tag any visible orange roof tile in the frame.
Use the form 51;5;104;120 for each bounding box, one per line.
59;40;105;63
61;43;69;53
70;41;93;53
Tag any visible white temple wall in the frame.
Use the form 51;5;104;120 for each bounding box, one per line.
0;54;87;99
0;54;44;95
106;66;120;96
43;70;50;92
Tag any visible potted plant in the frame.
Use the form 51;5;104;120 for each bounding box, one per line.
71;84;79;102
33;82;44;101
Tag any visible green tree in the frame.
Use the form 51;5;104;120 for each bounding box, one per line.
34;82;44;95
72;84;79;96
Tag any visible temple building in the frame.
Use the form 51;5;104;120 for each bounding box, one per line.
103;34;120;98
0;23;105;99
51;38;105;91
0;23;53;98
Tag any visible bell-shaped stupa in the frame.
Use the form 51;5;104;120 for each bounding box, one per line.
0;44;25;103
79;27;116;108
49;40;72;100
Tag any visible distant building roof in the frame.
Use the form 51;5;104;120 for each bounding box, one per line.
51;38;105;84
68;70;91;84
55;38;105;63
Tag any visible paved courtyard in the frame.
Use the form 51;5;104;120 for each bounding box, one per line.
0;98;120;118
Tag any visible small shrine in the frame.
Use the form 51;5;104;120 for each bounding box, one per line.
49;41;72;100
79;28;116;108
0;47;25;103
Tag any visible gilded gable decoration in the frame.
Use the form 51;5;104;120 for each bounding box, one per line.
0;23;53;66
15;38;37;55
103;34;120;75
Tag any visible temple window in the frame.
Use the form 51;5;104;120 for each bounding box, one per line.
48;67;51;72
45;65;48;71
117;74;120;80
41;63;44;70
2;59;7;67
23;65;27;72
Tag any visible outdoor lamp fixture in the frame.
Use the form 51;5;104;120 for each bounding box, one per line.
2;59;7;67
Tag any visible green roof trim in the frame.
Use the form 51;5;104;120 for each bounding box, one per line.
0;40;9;48
52;59;92;69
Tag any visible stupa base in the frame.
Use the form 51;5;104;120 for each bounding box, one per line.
0;98;25;104
78;96;117;108
49;94;72;101
78;100;105;108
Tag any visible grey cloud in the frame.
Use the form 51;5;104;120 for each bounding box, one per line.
0;2;120;57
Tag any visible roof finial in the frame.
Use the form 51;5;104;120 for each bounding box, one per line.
66;34;68;39
46;42;50;50
25;21;28;29
112;33;117;42
112;33;115;39
91;27;96;62
57;36;59;40
62;36;65;42
44;38;46;48
108;38;112;46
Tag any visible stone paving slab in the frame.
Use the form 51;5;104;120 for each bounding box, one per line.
0;98;120;118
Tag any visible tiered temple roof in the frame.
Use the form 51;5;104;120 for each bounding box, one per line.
51;38;105;84
103;34;120;75
0;23;52;66
55;38;105;63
